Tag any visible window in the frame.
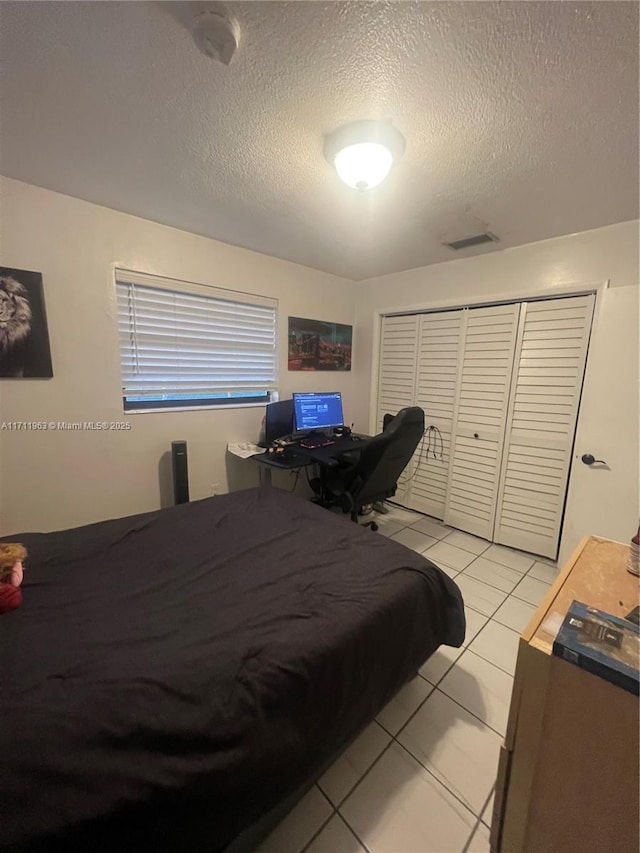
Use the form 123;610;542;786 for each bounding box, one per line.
116;270;278;412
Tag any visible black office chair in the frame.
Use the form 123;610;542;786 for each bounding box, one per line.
320;407;425;530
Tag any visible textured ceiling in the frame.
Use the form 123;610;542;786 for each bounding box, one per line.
0;1;638;280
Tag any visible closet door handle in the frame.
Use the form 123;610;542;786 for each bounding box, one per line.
581;453;607;466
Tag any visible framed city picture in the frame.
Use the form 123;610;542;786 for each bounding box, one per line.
0;267;53;378
288;316;352;371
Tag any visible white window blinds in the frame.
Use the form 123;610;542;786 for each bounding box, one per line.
116;270;278;411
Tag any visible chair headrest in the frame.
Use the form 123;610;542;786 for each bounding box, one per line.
386;407;425;432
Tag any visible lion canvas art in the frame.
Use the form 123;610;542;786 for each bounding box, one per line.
0;268;53;378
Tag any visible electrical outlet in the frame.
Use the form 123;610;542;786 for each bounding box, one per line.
211;483;221;496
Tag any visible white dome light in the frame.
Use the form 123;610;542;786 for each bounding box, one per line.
334;143;393;190
324;120;405;191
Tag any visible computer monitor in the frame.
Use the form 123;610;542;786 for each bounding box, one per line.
264;398;294;445
293;392;344;433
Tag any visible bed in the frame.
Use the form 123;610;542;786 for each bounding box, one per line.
0;486;465;853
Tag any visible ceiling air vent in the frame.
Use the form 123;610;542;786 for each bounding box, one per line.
443;232;500;251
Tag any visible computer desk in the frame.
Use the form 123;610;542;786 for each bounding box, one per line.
253;450;310;486
254;434;371;486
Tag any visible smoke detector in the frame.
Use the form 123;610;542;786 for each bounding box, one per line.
191;8;240;65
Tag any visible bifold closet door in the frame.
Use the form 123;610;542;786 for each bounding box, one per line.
494;294;595;559
376;314;419;503
444;303;520;539
410;310;464;519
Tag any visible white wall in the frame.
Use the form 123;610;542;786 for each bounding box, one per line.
352;221;639;565
0;178;359;534
2;176;637;565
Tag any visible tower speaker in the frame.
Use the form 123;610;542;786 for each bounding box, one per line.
171;440;190;505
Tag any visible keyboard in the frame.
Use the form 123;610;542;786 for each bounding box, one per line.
298;436;335;450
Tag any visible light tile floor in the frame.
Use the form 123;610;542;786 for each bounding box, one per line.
257;503;557;853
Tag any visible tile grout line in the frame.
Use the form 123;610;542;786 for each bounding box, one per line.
328;724;399;812
481;783;496;829
393;737;482;824
333;813;373;853
299;792;373;853
297;788;336;853
459;570;531;593
423;541;531;578
415;624;487;694
461;816;485;853
462;642;518;679
447;546;550;611
375;676;435;742
331;733;483;844
331;739;396;814
510;589;551;607
423;539;492;563
452;549;533;580
492;613;531;632
424;682;509;740
472;596;540;632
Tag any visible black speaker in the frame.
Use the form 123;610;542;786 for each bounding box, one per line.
171;440;189;504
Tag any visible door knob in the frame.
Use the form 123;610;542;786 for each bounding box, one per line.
581;453;607;466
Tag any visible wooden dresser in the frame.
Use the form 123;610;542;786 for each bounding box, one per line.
491;536;639;853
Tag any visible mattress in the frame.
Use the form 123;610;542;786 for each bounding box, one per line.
0;486;464;852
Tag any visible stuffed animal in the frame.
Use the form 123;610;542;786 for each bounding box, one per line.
0;543;26;614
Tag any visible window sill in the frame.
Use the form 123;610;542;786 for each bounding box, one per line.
125;402;268;415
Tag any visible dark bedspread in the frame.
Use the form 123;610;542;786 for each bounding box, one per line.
0;487;464;852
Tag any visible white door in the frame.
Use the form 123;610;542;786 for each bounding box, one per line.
376;314;419;502
444;304;521;539
494;294;596;559
559;286;639;567
410;310;464;519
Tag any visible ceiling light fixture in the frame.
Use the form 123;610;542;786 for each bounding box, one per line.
324;120;406;191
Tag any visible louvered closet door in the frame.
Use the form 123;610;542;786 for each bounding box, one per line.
494;294;595;559
410;310;464;518
376;315;419;502
444;304;520;539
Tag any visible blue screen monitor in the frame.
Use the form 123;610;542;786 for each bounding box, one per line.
293;392;345;432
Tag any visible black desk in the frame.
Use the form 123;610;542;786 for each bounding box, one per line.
253;450;312;486
295;434;371;465
254;435;372;486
